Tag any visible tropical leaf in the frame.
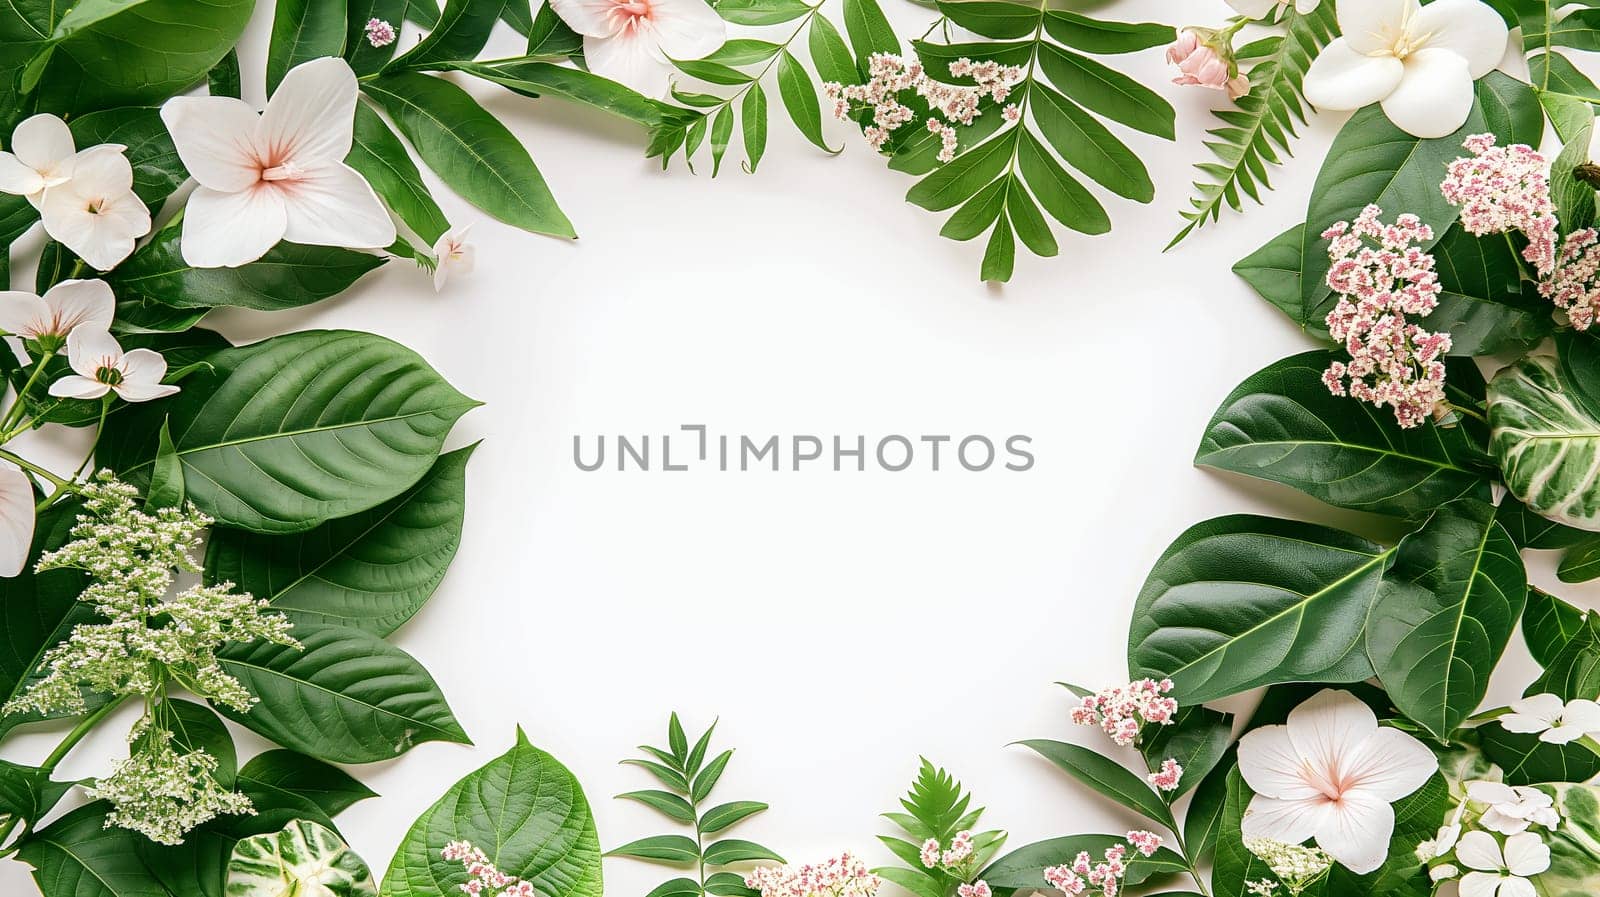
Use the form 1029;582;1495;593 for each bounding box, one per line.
1489;335;1600;532
227;820;375;897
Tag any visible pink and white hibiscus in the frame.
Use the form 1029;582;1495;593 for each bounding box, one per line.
548;0;726;97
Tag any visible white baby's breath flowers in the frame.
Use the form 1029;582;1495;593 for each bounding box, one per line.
87;720;254;845
1243;839;1334;895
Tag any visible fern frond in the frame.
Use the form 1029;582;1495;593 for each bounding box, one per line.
895;758;976;841
1169;4;1336;248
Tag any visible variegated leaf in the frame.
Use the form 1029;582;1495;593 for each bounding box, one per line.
1489;349;1600;531
227;820;376;897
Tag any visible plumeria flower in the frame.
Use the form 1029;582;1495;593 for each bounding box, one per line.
48;328;179;403
548;0;725;97
1455;831;1550;897
1303;0;1509;138
1237;688;1438;874
0;113;94;205
1227;0;1320;16
160;56;396;268
1499;693;1600;744
431;224;474;291
0;463;34;578
1467;782;1560;835
0;279;115;351
38;146;150;271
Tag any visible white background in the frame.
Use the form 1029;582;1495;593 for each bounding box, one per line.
3;1;1595;893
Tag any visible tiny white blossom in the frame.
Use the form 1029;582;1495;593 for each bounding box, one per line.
431;224;474;291
1499;693;1600;744
49;327;179;403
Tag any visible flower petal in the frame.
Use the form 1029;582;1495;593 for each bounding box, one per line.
1510;693;1565;724
0;153;44;197
1539;724;1588;744
1337;0;1420;55
1304;38;1405;112
41;279;116;336
181;185;288;268
48;190;150;272
118;347;169;387
1467;781;1520;805
1226;0;1279;17
47;375;110;400
1458;872;1504;897
1502;832;1551;877
260;57;360;164
1382;47;1475;138
1238;724;1321;801
279;162;396;249
1312;789;1393;875
649;0;727;61
548;0;626;38
1415;0;1510;78
114;380;181;403
584;31;675;97
160;96;262;192
1560;698;1600;733
1456;831;1506;872
0;291;51;339
1342;725;1437;801
1240;794;1332;845
64;326;121;378
66;145;135;195
11;113;74;171
0;465;34;578
1499;877;1537;897
1286;690;1379;787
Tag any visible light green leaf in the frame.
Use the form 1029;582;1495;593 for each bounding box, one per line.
1017;740;1175;830
146;418;185;511
606;835;700;865
741;84;768;173
617;790;696;823
775;50;837;154
842;0;897;58
808;16;855;84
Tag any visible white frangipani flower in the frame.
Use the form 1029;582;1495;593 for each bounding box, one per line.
0;463;34;578
37;146;151;271
548;0;726;97
1237;688;1438;874
1455;831;1550;897
1303;0;1509;138
1499;693;1600;744
0;279;116;348
160;56;396;268
431;224;474;291
1227;0;1319;18
0;114;89;205
48;328;178;403
1467;781;1561;834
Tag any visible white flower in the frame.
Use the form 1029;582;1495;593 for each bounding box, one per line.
0;279;115;348
1499;693;1600;744
37;146;150;271
548;0;726;97
431;224;474;291
1237;688;1438;874
1303;0;1509;138
0;113;88;205
1431;863;1460;882
1227;0;1320;18
0;463;34;578
160;56;396;269
1456;831;1550;897
1467;781;1561;834
48;328;178;403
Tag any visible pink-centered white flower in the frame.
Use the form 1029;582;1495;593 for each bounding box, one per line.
0;463;34;578
1237;688;1437;875
38;146;150;272
431;224;474;291
548;0;725;97
1455;831;1550;897
0;114;89;205
0;279;115;349
1499;693;1600;744
160;56;396;268
49;328;179;403
1303;0;1508;138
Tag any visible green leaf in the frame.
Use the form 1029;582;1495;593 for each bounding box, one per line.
1489;334;1600;531
980;215;1015;282
216;621;470;764
1041;10;1173;54
1496;496;1593;550
237;750;379;819
714;0;811;25
347;0;408;74
685;721;716;776
623;758;690;791
0;501;98;738
1036;44;1173;140
808;16;855;85
69;107;185;212
380;730;602;897
0;759;72;826
645;878;703;897
1365;499;1527;739
1018;740;1175;830
710;105;734;176
209;49;243;98
674;60;753;85
704;872;758;897
1015;130;1107;235
697;39;781;66
228;820;375;897
775;50;836;154
1027;83;1152;202
1127;515;1391;704
1181;748;1234;864
841;0;898;59
978;836;1180;891
1523;588;1591;668
268;0;349;93
618;790;696;823
667;713;689;758
1529;613;1600;701
1428;224;1554;355
938;0;1039;39
99;330;477;534
389;0;509;70
1559;538;1600;582
204;444;473;637
146;418;185;511
349;102;451;245
908;130;1017;212
1237;223;1310;328
701;840;783;865
606;835;700;865
1005;175;1056;257
692;749;733;802
1480;723;1600;785
18;803;176;897
1138;705;1232;799
698;801;767;834
451;60;695;130
366;72;576;238
1195;350;1491;518
741;84;768;173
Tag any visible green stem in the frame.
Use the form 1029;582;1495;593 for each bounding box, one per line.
72;399;111;479
0;448;73;491
706;2;824;119
0;350;53;435
0;697;127;854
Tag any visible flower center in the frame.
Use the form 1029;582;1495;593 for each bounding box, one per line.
261;161;305;182
84;197;105;215
1370;9;1433;61
94;363;124;386
612;0;652;27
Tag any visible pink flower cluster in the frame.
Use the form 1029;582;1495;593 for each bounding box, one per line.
1070;679;1178;746
1440;134;1559;276
365;17;397;48
1125;831;1162;858
745;852;883;897
957;881;992;897
1043;843;1129;897
1321;205;1450;429
1540;228;1600;329
440;841;536;897
824;54;1025;162
921;830;975;869
1146;758;1183;793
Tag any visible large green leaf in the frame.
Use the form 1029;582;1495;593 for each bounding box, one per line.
205;444;474;637
1523;587;1590;669
0;759;72;826
1489;335;1600;531
1365;499;1527;739
1480;723;1600;785
216;622;470;764
19;803;179;897
1127;515;1391;704
268;0;349;93
99;330;477;534
365;73;575;238
1196;350;1491;518
1528;613;1600;702
0;501;99;738
380;730;603;897
1427;224;1555;355
1138;704;1232;800
446;60;698;132
237;750;378;820
346;0;407;74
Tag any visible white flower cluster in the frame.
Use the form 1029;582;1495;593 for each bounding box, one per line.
1420;780;1561;893
3;472;298;718
1242;839;1332;896
86;720;254;845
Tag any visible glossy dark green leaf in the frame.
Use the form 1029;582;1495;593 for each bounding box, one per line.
1523;588;1590;668
1005;177;1056;257
238;749;378;818
710;105;734;176
938;0;1038;40
269;0;348;92
692;749;733;802
0;759;71;826
1237;222;1312;331
1041;10;1173;53
940;177;1007;241
606;835;700;865
452;59;695;130
1429;224;1554;355
842;0;898;58
1016;129;1107;234
1181;747;1234;864
1139;705;1232;799
349;102;451;244
808;16;855;84
980;215;1014;282
623;758;690;791
209;48;243;97
1496;496;1593;551
69;107;184;212
18;802;174;897
526;1;582;56
1529;614;1600;702
979;836;1181;890
1481;722;1600;785
347;0;408;73
0;502;97;738
389;0;508;70
1559;539;1600;582
146;418;184;511
1018;740;1174;830
908;130;1017;211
